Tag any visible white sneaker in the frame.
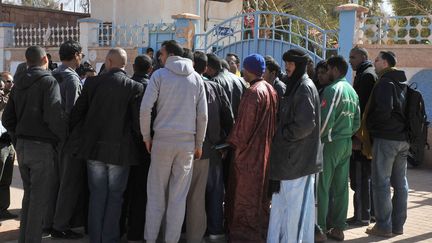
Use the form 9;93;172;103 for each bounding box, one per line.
208;234;225;241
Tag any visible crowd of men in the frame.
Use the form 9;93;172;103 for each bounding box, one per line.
0;39;411;243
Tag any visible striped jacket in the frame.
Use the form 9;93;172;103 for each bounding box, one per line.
320;77;361;143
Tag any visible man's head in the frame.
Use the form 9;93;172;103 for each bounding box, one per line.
25;45;48;69
326;55;349;82
263;56;280;84
160;40;184;66
282;49;309;80
206;53;222;78
242;54;266;83
1;71;13;92
349;47;368;71
59;40;83;69
146;47;154;58
133;55;153;75
182;48;194;61
193;51;208;75
226;53;240;74
105;48;128;71
315;61;330;86
374;51;397;74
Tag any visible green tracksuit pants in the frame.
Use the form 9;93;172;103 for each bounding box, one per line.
317;138;352;231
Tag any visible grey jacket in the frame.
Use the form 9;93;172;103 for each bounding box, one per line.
140;56;208;149
269;74;322;180
53;64;82;115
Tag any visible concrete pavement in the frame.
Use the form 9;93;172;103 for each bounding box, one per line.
1;161;431;243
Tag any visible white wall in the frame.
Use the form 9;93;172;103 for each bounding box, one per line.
90;0;242;33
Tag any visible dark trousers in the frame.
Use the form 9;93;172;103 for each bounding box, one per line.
53;153;87;231
349;150;374;221
120;162;150;241
206;150;225;235
16;139;56;243
0;143;15;212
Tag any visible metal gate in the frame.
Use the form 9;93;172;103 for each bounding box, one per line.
194;11;338;67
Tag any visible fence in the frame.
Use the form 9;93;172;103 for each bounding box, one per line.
358;15;432;45
98;22;176;48
13;23;80;47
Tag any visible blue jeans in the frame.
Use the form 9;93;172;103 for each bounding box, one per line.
267;175;315;243
87;160;129;243
205;150;224;235
371;138;409;233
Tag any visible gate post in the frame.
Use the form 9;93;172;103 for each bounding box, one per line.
78;18;103;54
172;13;200;50
0;23;15;71
336;4;368;82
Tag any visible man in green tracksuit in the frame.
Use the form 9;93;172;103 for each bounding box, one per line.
317;56;361;241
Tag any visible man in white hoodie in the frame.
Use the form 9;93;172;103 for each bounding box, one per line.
140;40;208;243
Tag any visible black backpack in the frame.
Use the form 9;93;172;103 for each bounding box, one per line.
405;83;430;166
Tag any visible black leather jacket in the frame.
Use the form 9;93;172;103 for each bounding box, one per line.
269;74;322;180
210;69;246;119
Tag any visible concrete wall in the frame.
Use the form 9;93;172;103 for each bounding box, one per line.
0;3;89;26
90;0;242;33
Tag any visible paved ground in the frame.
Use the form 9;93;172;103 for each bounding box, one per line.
1;161;431;243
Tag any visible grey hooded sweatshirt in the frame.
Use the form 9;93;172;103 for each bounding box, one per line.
140;56;208;149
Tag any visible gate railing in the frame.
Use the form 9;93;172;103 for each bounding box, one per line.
358;15;432;45
13;23;80;47
194;10;338;60
98;22;176;47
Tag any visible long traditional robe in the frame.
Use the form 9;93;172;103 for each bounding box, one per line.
226;79;278;243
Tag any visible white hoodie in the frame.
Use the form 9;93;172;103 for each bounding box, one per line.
140;56;208;149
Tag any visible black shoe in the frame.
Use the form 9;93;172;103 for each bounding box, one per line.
0;210;18;220
346;216;369;226
51;229;83;239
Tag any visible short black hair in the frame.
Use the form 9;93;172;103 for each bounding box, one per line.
350;46;368;59
25;46;46;67
146;47;154;54
379;51;397;67
226;53;240;64
326;55;349;76
206;53;222;71
182;48;194;61
59;40;82;61
134;55;153;74
265;56;281;76
315;60;328;71
193;51;208;74
161;40;184;57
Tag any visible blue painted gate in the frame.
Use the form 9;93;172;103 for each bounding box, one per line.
194;11;338;67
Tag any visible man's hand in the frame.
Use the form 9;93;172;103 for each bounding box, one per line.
194;148;202;160
145;140;152;153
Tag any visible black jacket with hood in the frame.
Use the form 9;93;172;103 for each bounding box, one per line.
2;66;67;145
367;69;408;141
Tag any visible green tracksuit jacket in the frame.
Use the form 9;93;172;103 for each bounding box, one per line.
320;77;361;143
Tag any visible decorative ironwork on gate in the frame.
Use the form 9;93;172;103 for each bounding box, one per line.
194;11;338;64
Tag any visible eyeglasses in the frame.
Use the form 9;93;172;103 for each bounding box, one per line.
1;79;12;83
